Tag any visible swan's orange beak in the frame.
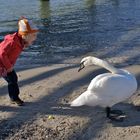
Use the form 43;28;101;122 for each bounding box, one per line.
78;61;85;72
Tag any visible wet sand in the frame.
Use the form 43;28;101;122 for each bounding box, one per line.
0;56;140;140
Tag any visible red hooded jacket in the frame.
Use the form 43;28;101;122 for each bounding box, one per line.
0;32;24;76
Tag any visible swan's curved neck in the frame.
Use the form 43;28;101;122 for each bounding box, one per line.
91;57;119;74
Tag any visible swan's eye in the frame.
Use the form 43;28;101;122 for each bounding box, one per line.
78;61;85;72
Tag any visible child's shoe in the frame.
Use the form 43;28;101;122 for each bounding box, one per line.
10;98;24;106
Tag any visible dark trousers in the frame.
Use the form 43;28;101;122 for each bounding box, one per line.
3;70;19;100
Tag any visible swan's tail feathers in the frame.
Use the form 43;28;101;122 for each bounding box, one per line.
70;91;89;107
71;99;84;107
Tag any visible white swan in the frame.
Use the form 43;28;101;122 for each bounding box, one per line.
71;56;137;121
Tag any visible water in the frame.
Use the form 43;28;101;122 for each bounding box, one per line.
0;0;140;67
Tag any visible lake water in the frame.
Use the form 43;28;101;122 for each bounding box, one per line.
0;0;140;67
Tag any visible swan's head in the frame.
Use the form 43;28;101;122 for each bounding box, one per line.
78;56;94;72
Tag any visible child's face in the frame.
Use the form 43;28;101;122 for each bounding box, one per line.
27;33;37;46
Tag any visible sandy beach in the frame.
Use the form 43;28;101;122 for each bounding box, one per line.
0;55;140;140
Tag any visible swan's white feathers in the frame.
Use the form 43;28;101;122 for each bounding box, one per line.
71;56;137;108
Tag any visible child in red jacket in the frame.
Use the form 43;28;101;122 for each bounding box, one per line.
0;17;39;106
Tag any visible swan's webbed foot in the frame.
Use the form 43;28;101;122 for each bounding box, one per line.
106;107;126;122
108;114;126;122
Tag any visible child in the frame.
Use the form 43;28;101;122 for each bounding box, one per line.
0;17;39;106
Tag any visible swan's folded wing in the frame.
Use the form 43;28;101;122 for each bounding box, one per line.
87;73;136;99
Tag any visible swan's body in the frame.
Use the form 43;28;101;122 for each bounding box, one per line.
71;70;137;107
71;56;137;120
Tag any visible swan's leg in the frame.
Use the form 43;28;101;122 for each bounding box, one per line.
106;107;111;118
105;107;126;122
